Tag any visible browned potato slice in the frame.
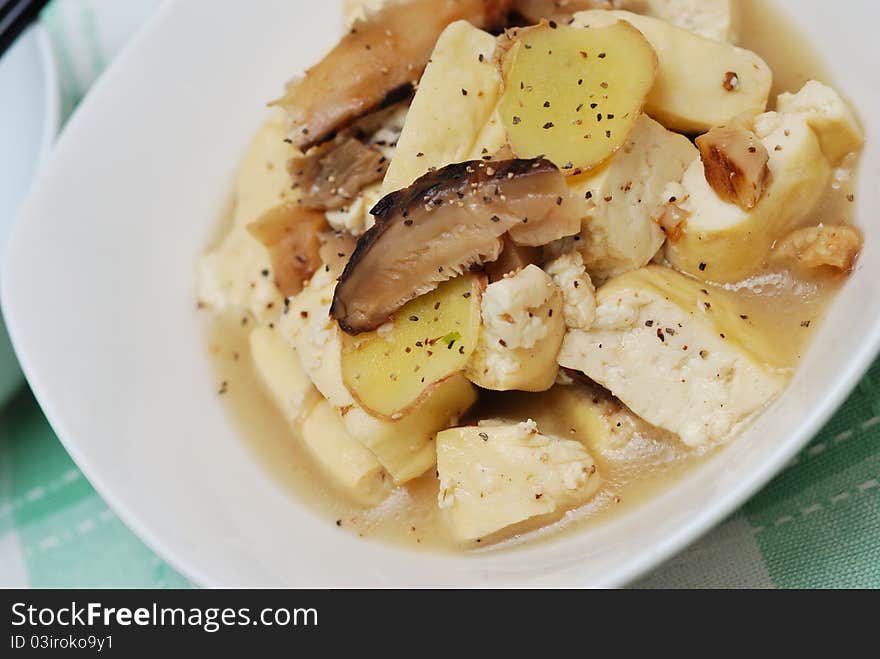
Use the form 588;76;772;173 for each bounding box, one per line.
499;21;657;173
340;274;483;419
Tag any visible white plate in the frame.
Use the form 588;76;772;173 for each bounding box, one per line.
0;24;60;405
2;0;879;586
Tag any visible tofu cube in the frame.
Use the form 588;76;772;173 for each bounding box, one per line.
436;420;602;541
466;265;565;392
568;115;697;281
557;266;787;447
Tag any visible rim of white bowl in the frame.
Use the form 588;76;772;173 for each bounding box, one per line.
34;23;61;165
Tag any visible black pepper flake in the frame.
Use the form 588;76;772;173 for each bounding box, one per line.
491;215;501;222
548;20;558;28
585;190;593;200
543;122;555;129
478;53;484;62
578;78;583;86
543;100;551;108
801;320;812;328
657;328;665;342
416;152;424;157
512;116;522;125
404;219;414;226
498;339;507;347
461;88;469;96
699;262;707;271
261;269;270;277
645;320;654;327
556;196;563;206
336;519;342;527
597;113;603;122
598;52;606;58
479;432;489;441
218;381;228;395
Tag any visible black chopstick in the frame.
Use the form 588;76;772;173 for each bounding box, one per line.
0;0;50;60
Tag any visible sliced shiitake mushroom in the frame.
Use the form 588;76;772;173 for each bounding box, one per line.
271;0;512;150
772;224;863;272
330;158;581;334
696;120;771;210
290;134;388;211
247;205;326;297
319;230;359;278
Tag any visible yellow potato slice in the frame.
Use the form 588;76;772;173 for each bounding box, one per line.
340;274;483;419
499;21;657;173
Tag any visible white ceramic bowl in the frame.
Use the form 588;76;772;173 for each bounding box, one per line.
2;0;878;586
0;24;59;405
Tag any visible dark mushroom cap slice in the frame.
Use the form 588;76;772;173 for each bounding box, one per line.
331;157;580;334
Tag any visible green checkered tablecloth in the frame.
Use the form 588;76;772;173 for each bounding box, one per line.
1;0;877;589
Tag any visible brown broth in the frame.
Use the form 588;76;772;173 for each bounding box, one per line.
203;0;859;553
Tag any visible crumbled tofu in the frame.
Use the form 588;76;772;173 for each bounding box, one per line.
773;224;863;272
278;269;475;484
436;420;601;541
665;96;832;283
381;21;505;194
466;265;565;392
567;115;698;281
324;182;383;236
776;80;864;164
198;113;299;322
543;251;597;331
557;266;787;446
